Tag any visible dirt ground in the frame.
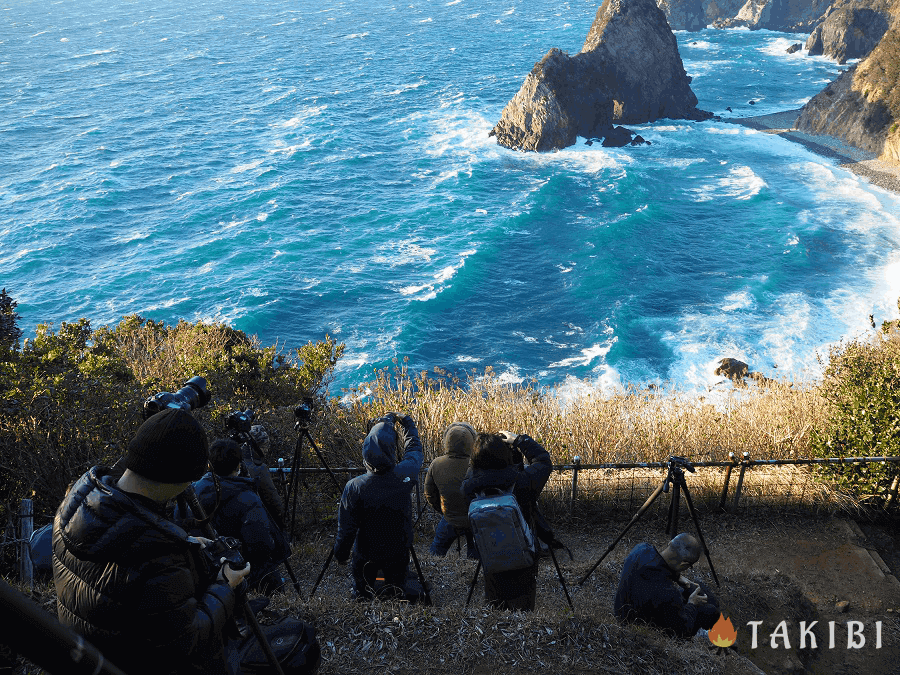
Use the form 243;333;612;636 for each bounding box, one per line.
288;506;900;675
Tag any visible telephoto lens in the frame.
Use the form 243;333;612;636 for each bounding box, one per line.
143;376;211;419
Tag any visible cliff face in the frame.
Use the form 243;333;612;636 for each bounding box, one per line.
805;0;892;62
491;0;709;152
657;0;707;30
796;10;900;162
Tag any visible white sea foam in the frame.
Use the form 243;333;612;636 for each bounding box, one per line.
446;0;462;5
456;355;481;363
386;81;426;96
345;32;369;38
281;105;327;128
690;165;766;202
722;291;755;312
548;341;612;369
420;18;433;23
231;160;264;174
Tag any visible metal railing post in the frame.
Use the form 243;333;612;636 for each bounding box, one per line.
719;452;737;511
19;498;33;591
570;456;581;517
732;452;750;512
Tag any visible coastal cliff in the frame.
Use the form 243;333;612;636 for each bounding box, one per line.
491;0;710;152
796;4;900;162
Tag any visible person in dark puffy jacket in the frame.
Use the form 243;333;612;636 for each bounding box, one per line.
460;430;553;611
52;408;250;675
334;413;424;600
613;533;720;639
193;438;291;596
424;422;479;559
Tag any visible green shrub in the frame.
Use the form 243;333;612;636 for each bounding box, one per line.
810;325;900;503
0;296;344;528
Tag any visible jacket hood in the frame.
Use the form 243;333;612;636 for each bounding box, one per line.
461;465;521;498
362;420;398;474
443;422;476;459
56;466;189;562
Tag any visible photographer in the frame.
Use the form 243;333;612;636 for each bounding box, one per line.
240;424;286;530
334;413;424;601
613;532;720;639
424;422;479;559
193;438;291;596
460;430;553;611
52;408;250;675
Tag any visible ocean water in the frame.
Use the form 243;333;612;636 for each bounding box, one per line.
2;0;899;394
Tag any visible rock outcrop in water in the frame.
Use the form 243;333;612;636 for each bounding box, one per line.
490;0;711;152
657;0;707;30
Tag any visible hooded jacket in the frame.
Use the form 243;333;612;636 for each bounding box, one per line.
334;415;424;563
424;424;476;529
241;441;286;529
52;466;237;675
192;472;290;570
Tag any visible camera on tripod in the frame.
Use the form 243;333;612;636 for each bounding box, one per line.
668;455;695;473
143;376;211;419
226;409;255;435
294;398;314;424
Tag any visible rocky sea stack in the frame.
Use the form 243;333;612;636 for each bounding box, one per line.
490;0;712;152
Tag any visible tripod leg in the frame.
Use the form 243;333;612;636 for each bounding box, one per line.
309;548;335;599
283;559;302;596
679;481;720;587
408;546;431;605
304;429;342;491
241;595;287;675
666;480;681;536
547;545;574;611
465;559;482;607
288;432;304;540
578;476;668;586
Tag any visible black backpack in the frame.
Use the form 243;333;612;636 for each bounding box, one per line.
236;616;321;674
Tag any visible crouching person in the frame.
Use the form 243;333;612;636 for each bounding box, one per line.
613;532;720;639
334;413;424;601
461;430;553;611
424;422;479;559
53;408;250;675
193;438;292;596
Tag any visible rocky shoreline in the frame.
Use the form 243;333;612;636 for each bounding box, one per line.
724;109;900;195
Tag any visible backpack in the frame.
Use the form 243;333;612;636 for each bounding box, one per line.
468;486;535;574
236;616;321;674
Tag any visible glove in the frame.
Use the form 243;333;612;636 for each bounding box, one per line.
498;430;518;445
218;558;251;589
398;414;415;431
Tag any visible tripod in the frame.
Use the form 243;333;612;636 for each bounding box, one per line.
578;456;719;587
285;402;343;538
309;545;432;605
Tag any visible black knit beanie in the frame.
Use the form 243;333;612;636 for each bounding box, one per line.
124;408;209;483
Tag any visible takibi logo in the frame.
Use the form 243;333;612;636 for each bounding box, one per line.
708;614;738;648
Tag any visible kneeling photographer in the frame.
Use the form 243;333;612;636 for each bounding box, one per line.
193;438;292;596
334;412;424;601
52;407;251;675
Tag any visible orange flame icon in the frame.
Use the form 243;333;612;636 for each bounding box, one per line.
708;614;737;648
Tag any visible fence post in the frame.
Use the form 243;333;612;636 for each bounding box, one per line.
570;456;581;517
19;499;33;591
732;452;750;512
719;452;737;511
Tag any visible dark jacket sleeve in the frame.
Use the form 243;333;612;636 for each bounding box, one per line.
630;570;700;639
237;493;288;566
516;435;552;495
424;463;442;513
394;420;424;483
334;482;359;563
128;552;237;666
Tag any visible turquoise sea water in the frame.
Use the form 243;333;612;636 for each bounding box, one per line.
3;0;900;394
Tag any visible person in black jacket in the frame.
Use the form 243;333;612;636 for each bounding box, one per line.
52;408;250;675
460;430;553;611
240;424;286;530
193;438;291;596
334;413;424;601
613;532;720;638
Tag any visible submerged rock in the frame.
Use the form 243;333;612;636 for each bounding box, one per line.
490;0;711;152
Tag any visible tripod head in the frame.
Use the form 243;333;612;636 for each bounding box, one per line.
663;456;695;492
294;398;314;429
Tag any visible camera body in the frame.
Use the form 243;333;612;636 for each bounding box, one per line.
199;536;246;581
226;409;255;435
294;397;314;424
143;376;211;420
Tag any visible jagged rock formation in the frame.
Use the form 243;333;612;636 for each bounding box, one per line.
657;0;707;30
805;6;891;62
787;42;804;52
491;0;711;151
796;16;900;162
